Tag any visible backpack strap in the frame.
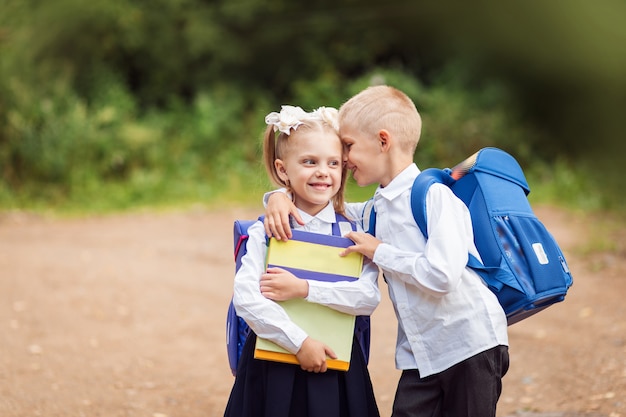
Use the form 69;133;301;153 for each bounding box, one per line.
410;169;493;277
333;212;357;235
334;211;370;364
365;199;376;236
410;168;456;239
234;216;266;264
366;169;488;275
364;169;451;238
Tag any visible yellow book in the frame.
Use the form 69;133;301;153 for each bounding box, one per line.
254;230;363;371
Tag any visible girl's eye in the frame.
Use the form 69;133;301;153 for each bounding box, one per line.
329;160;340;167
303;159;315;165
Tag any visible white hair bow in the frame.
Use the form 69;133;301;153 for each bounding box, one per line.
265;105;339;135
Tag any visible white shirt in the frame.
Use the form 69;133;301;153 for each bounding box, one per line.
345;164;508;377
233;203;381;355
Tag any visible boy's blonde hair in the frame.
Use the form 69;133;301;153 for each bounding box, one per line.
263;109;347;215
339;85;422;155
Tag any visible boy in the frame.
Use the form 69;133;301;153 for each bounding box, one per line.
264;85;509;417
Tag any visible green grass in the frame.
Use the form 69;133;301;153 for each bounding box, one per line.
1;140;624;219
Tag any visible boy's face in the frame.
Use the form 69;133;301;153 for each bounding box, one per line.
274;129;343;216
340;122;385;187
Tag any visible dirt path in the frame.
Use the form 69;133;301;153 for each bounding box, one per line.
0;206;624;417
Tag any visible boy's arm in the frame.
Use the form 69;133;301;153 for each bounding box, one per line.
340;231;381;260
343;201;369;227
263;191;302;240
378;184;471;296
263;189;370;239
343;184;471;297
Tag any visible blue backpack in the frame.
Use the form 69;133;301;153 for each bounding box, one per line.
367;147;573;325
226;214;371;376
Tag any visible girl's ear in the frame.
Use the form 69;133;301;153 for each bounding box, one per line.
274;159;289;182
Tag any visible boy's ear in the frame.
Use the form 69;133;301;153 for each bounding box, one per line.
274;159;289;182
379;129;391;153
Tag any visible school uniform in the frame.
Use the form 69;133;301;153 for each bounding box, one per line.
346;163;509;417
224;204;381;417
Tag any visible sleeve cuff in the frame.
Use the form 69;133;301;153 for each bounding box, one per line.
372;243;394;269
305;280;328;304
262;188;291;207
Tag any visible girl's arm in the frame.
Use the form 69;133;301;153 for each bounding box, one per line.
233;221;338;371
232;221;309;354
304;258;380;316
260;257;380;316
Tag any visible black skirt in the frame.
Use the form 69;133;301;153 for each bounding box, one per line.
224;333;380;417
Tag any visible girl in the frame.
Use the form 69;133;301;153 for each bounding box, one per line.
224;105;381;417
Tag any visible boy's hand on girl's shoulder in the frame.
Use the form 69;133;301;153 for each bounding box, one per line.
264;192;303;241
260;267;309;301
340;232;382;260
296;337;337;373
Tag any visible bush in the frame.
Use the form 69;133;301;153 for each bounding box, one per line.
0;64;619;213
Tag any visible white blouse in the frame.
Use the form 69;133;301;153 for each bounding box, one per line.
233;203;381;355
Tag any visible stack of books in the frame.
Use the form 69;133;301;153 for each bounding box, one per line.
254;230;363;371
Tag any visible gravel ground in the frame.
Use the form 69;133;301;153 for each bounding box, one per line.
1;206;624;417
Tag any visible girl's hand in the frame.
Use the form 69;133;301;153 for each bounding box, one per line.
340;231;382;260
264;193;303;241
260;267;308;301
296;337;337;373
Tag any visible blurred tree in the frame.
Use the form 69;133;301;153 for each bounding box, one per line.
1;0;624;207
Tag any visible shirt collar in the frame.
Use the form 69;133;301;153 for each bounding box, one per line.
294;203;336;228
375;163;421;201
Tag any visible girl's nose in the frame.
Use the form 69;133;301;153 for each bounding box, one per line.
316;166;329;176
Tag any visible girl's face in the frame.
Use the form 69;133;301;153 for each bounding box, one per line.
275;128;343;216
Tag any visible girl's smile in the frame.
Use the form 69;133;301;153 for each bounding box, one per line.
274;128;344;216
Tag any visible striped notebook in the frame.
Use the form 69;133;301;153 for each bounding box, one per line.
254;230;363;371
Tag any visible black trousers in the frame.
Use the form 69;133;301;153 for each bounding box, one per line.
392;345;509;417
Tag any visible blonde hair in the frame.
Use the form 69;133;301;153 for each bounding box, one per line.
262;117;348;216
339;85;422;155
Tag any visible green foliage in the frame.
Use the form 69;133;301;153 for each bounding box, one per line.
0;63;622;213
341;67;542;169
525;159;611;212
0;66;272;211
1;0;625;213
